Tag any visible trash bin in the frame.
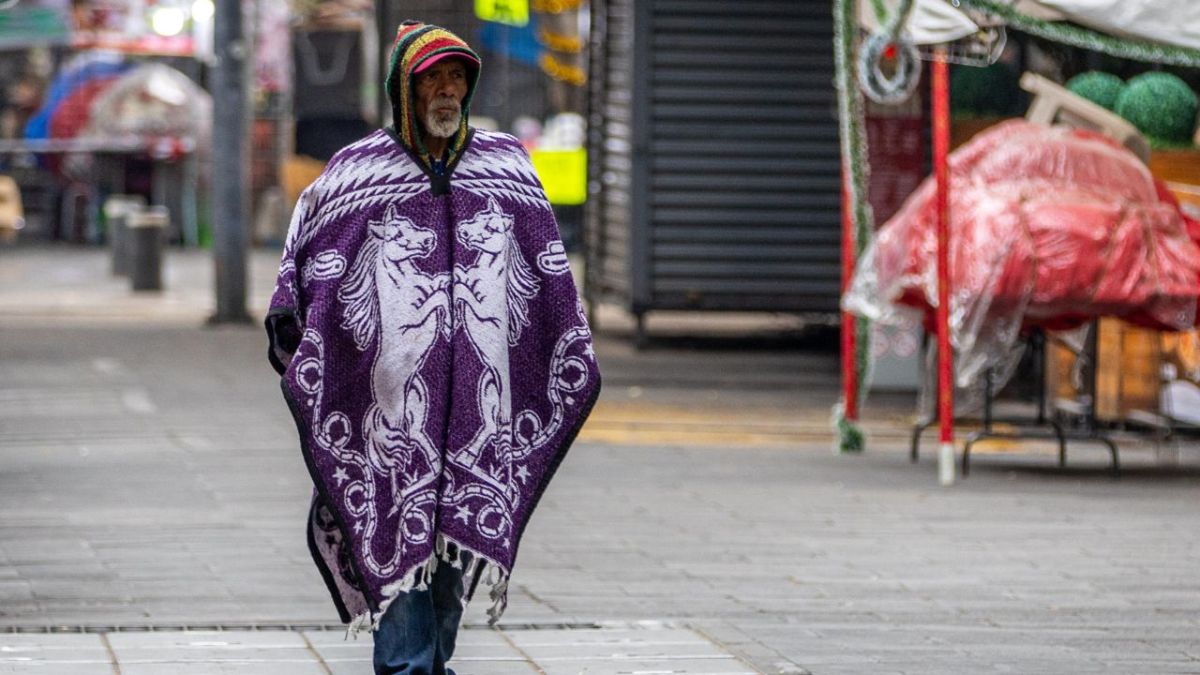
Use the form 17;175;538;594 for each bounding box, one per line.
127;206;168;292
104;195;146;276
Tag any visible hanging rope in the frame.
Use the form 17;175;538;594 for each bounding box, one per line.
958;0;1200;67
857;0;922;104
834;0;875;453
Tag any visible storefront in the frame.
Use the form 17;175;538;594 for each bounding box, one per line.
0;0;290;245
585;0;844;342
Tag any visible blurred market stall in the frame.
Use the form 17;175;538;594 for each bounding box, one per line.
0;0;288;245
835;0;1200;482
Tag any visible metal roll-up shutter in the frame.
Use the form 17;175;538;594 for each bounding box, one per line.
648;0;841;312
586;0;637;307
586;0;841;322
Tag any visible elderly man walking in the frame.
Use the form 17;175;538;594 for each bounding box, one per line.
265;21;600;675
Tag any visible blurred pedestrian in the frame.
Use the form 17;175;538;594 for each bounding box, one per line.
265;21;600;675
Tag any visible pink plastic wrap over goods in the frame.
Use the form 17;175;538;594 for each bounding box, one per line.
844;119;1200;388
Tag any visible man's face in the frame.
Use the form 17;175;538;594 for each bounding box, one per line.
414;58;469;139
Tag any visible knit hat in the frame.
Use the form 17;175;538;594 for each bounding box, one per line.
385;21;481;168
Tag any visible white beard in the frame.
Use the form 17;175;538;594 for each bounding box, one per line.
423;100;462;138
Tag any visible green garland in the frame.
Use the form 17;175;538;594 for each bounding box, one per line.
833;0;873;453
866;0;914;33
957;0;1200;67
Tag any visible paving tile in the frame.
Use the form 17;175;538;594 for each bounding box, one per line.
0;633;108;650
105;630;308;650
0;650;113;667
536;658;756;675
507;628;710;650
114;647;321;664
0;632;110;672
518;637;727;661
308;646;374;664
507;627;754;674
325;662;372;675
106;630;316;667
118;664;327;675
325;660;536;675
0;665;114;675
296;630;371;647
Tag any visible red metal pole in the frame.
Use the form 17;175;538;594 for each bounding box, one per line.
841;172;858;423
932;48;955;484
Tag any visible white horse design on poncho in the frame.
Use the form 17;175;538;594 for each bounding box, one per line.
339;204;449;569
453;198;540;470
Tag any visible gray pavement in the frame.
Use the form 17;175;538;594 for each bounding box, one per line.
0;625;755;674
2;245;1200;674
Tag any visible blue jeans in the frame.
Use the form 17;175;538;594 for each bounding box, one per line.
372;556;469;675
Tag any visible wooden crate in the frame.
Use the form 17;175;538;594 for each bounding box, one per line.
1043;164;1200;422
1150;149;1200;215
1046;318;1162;422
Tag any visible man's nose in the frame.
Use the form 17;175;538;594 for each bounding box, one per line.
435;76;457;96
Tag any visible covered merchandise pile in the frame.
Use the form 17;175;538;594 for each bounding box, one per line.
25;56;209;156
85;63;211;154
845;119;1200;388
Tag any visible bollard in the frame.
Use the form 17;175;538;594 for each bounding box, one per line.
104;195;146;276
127;206;168;292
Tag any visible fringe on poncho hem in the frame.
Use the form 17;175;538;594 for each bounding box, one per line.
344;532;510;638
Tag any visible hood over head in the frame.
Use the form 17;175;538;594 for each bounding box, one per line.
385;21;481;168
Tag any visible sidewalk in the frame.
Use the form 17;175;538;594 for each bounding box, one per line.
0;244;919;446
0;624;756;675
2;245;1199;674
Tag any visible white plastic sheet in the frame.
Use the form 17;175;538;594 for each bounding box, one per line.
1020;0;1200;51
859;0;980;45
84;63;211;146
865;1;1200;51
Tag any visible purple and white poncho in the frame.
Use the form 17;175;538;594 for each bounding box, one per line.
265;127;600;628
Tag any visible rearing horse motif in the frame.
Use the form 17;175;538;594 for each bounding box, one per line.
453;197;540;471
338;203;449;575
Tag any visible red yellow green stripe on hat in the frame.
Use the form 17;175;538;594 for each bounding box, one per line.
386;21;481;168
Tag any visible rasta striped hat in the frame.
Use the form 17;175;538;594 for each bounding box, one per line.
386;21;481;167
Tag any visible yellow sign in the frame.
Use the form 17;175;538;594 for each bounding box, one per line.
475;0;529;27
530;148;587;205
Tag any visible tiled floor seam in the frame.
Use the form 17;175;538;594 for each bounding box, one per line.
98;632;121;675
299;631;335;675
493;627;544;674
689;624;769;675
